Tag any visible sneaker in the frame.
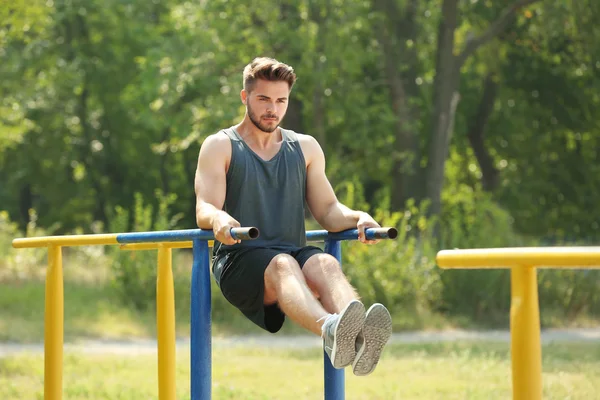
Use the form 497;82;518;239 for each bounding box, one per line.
321;299;366;369
352;303;392;376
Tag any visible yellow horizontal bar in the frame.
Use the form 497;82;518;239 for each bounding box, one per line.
120;242;196;251
437;247;600;269
12;234;119;249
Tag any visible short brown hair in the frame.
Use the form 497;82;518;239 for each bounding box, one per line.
243;57;297;92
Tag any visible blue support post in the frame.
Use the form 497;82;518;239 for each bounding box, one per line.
323;239;345;400
191;239;211;400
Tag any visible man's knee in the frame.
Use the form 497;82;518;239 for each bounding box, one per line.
265;254;301;280
264;254;302;304
304;253;342;277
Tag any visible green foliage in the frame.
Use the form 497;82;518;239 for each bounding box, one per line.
343;195;442;316
0;210;55;281
1;0;599;241
436;171;524;321
107;191;183;311
2;1;600;327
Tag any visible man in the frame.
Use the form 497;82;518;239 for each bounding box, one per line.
194;57;392;376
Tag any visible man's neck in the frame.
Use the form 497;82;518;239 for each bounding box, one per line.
235;118;281;149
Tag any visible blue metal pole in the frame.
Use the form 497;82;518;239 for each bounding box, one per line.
191;239;211;400
323;239;345;400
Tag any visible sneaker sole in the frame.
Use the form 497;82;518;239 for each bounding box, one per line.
352;303;392;376
330;300;365;369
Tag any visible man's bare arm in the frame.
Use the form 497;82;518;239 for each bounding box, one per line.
302;136;380;243
194;134;240;244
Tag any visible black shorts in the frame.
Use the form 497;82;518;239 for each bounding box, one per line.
212;245;324;333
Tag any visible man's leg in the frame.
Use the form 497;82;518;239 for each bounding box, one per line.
301;253;360;314
263;254;329;336
300;251;392;376
263;253;365;369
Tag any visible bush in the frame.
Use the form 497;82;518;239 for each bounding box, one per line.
107;191;184;311
342;198;442;318
0;209;54;281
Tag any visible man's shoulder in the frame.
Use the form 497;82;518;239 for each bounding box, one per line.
288;131;319;146
203;130;231;146
287;131;323;165
200;131;232;158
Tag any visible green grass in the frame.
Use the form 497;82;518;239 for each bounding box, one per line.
0;272;464;343
3;239;600;344
1;342;599;399
0;277;289;343
2;275;599;343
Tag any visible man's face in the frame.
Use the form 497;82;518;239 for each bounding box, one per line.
243;79;290;133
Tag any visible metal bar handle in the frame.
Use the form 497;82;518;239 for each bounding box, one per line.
230;227;260;240
365;227;398;240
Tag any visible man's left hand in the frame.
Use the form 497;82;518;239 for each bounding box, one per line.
357;212;381;244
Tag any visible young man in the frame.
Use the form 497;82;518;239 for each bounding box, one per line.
194;57;392;376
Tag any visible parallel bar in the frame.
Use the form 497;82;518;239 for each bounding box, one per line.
157;245;176;400
12;234;118;248
191;239;211;400
118;229;215;243
45;246;64;400
323;239;345;400
11;227;396;249
10;227;400;400
117;227;259;244
437;247;600;268
307;227;398;242
510;267;542;400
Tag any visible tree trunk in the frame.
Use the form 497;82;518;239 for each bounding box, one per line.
373;0;420;210
425;0;459;218
467;73;500;191
283;97;304;133
425;0;539;217
19;183;32;227
309;0;327;149
159;127;171;195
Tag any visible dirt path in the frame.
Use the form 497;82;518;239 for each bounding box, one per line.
2;328;599;358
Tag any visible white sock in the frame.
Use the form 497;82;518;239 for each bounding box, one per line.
318;313;337;337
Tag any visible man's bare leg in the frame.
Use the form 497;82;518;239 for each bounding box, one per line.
302;253;359;314
263;254;329;335
264;253;366;369
302;252;392;375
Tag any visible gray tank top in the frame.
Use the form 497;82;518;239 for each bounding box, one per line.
213;127;307;255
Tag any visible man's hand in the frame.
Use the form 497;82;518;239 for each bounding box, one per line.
357;212;381;244
212;211;241;245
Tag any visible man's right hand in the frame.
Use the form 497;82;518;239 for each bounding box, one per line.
212;211;241;245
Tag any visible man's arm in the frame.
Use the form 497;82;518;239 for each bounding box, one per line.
194;134;240;245
302;135;380;244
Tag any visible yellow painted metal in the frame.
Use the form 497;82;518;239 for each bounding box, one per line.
120;241;194;251
436;246;600;400
157;245;176;400
437;247;600;268
12;234;119;248
45;246;64;400
510;267;542;400
11;232;215;400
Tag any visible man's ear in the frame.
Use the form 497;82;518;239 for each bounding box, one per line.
240;89;247;105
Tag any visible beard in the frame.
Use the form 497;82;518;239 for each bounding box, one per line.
247;102;280;133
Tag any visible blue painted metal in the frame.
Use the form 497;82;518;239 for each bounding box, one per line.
323;239;345;400
116;227;394;244
191;239;211;400
306;227;397;242
116;227;262;244
186;227;397;399
117;229;214;243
